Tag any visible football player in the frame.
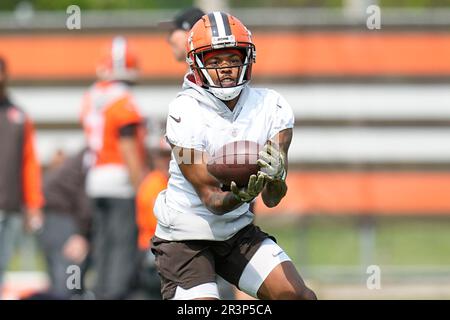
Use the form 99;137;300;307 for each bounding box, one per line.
80;36;146;299
151;12;316;300
159;7;205;63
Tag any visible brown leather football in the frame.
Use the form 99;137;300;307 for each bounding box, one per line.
207;140;263;188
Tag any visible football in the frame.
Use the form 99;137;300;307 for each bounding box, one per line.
207;140;263;187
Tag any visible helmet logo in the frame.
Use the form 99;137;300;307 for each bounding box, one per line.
211;35;236;49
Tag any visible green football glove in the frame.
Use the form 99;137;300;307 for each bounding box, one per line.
257;143;286;182
230;172;266;203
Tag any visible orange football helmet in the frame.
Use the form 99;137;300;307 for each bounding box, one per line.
96;36;139;82
186;12;256;100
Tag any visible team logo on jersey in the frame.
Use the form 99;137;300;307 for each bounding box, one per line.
169;115;181;123
7;107;24;124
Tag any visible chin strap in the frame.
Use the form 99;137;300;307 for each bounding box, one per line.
208;85;244;101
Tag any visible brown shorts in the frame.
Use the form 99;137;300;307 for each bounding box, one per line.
151;224;275;300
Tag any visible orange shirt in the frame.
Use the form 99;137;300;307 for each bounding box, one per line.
136;170;168;250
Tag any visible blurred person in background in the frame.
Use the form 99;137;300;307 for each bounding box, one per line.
80;37;147;300
0;56;44;298
47;149;66;171
128;7;207;298
159;7;205;63
134;137;172;300
37;148;92;299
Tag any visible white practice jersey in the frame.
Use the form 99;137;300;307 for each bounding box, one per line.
154;74;294;241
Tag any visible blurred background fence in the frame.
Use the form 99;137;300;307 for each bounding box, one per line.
1;0;450;299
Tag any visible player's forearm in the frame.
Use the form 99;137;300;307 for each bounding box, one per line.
120;138;146;191
261;179;287;208
126;159;146;191
203;189;244;215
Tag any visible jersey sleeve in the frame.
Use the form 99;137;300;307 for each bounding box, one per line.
22;116;44;210
165;96;206;151
112;95;142;130
268;91;295;140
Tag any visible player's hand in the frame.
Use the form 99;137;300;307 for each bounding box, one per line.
24;208;44;234
63;234;89;264
230;172;266;202
257;143;286;181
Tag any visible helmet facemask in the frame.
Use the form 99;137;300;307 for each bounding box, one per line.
186;12;257;101
187;43;256;101
188;43;256;101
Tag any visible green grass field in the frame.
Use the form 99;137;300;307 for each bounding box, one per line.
256;215;450;272
6;214;450;299
10;215;450;273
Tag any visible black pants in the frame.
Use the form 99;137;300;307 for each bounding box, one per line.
91;197;138;300
38;212;89;299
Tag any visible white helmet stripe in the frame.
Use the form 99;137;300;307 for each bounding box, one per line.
112;36;126;71
213;11;226;37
